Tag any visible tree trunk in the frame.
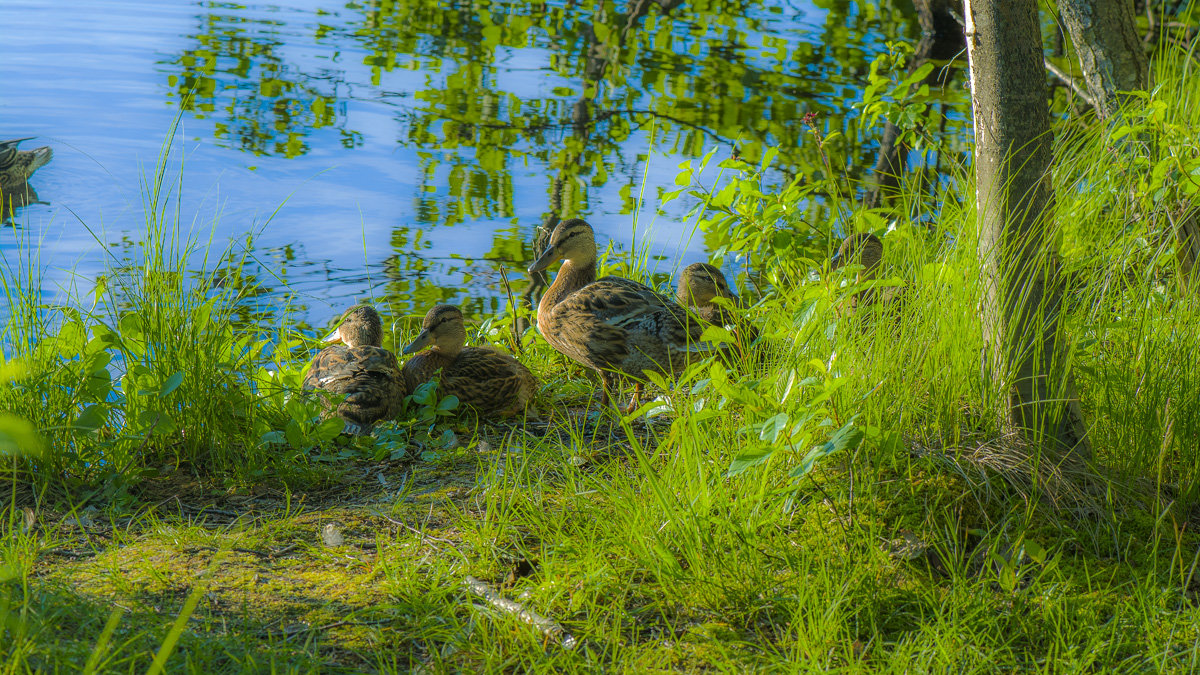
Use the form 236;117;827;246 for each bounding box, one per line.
1058;2;1200;288
1058;0;1149;120
964;0;1091;460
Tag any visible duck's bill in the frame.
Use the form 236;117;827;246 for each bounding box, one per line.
401;330;431;355
527;246;560;274
321;328;343;344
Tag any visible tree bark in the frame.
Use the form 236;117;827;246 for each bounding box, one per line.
1057;0;1149;120
964;0;1091;460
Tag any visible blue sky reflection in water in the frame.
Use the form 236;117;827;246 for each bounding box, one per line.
0;0;915;327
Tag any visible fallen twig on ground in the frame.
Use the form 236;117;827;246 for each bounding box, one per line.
463;575;579;650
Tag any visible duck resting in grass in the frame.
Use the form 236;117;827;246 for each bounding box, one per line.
830;232;905;312
401;304;540;420
303;305;405;435
527;218;719;413
676;262;760;356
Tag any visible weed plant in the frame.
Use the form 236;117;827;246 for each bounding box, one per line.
2;44;1200;675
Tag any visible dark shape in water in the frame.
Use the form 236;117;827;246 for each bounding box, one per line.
1;137;53;222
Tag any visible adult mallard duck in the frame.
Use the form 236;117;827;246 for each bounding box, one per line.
0;138;52;182
676;262;760;354
831;232;905;312
527;218;718;412
302;305;405;435
400;305;540;420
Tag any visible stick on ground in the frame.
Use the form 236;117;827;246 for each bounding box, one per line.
463;576;579;650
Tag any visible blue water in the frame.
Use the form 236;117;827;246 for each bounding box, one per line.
0;0;904;328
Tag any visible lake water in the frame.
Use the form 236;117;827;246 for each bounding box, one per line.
0;0;915;329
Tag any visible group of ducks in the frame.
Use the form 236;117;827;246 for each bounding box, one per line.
303;218;892;433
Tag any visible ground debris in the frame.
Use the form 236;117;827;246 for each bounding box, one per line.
464;575;579;650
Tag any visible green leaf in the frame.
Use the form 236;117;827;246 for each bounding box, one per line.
284;419;304;448
260;430;286;446
0;413;45;457
699;324;735;344
316;417;346;442
1023;539;1046;565
790;420;863;479
74;404;109;432
436;395;460;413
758;412;789;443
159;371;184;398
727;448;773;476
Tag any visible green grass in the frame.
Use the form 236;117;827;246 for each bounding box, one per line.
5;44;1200;675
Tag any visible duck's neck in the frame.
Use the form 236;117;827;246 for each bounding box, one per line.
538;257;596;315
434;343;463;359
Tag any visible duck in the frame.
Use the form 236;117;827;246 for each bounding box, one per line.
400;304;540;420
527;218;719;412
0;138;53;182
1;138;53;221
302;305;406;435
830;232;905;312
676;262;760;355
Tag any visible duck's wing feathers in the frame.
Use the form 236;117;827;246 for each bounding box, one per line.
442;348;539;417
304;345;405;426
550;277;717;374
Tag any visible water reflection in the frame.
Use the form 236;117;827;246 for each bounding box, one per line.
2;0;965;330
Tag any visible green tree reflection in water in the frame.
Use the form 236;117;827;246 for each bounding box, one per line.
162;0;964;319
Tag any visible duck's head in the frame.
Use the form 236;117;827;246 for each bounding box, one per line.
323;305;384;348
830;233;883;277
678;262;737;307
402;305;467;357
527;218;596;273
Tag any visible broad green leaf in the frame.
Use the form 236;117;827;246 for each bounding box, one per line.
436;395;460;412
316;417;345;442
758;412;789;443
284;419;304;448
0;413;44;457
1024;539;1046;565
159;371;184;398
74;404;109;432
727;448;772;476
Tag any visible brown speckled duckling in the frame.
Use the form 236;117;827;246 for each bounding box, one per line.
527;218;718;413
676;262;759;352
401;305;540;419
303;305;405;435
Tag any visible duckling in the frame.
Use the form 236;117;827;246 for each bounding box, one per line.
830;232;904;312
0;138;52;182
527;218;718;412
302;305;405;435
676;262;760;353
401;305;539;419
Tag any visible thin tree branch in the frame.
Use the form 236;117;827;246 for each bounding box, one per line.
1043;57;1096;108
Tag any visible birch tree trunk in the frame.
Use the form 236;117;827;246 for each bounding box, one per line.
964;0;1092;460
1057;0;1149;120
